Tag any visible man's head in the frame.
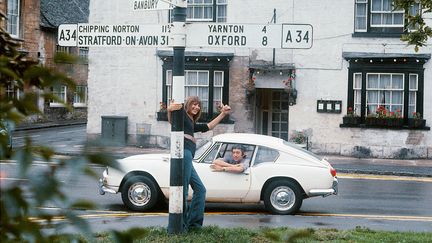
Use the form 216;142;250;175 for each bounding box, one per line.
231;144;246;162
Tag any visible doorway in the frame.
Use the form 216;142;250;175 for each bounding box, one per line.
256;89;289;140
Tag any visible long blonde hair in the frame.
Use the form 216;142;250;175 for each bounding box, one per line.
184;96;202;122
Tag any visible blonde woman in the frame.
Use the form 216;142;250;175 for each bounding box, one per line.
168;96;231;231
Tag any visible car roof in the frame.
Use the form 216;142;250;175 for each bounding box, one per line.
212;133;285;147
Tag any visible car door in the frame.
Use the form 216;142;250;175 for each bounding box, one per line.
194;142;253;202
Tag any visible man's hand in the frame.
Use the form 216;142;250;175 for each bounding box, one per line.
210;164;224;172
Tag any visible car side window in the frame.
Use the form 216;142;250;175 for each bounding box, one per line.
254;146;279;165
201;143;221;164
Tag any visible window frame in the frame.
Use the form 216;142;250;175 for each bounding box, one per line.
353;0;421;37
73;85;88;107
50;85;68;107
7;0;20;38
170;0;227;23
160;55;232;122
344;56;428;129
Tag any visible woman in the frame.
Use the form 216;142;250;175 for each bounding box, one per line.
167;96;231;231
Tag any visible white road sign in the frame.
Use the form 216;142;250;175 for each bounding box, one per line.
58;23;313;49
185;23;313;49
58;24;171;47
131;0;174;11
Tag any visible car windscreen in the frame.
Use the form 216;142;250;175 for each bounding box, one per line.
193;140;212;160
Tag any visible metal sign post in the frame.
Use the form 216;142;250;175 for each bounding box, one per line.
168;1;187;234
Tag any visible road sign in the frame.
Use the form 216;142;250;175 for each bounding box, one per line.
131;0;174;11
185;23;313;49
58;24;171;47
58;23;313;49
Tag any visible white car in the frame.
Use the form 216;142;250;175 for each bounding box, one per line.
99;133;338;215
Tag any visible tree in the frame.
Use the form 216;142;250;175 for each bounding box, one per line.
393;0;432;52
0;12;147;241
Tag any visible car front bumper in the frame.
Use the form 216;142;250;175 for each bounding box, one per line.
98;169;118;195
98;178;117;195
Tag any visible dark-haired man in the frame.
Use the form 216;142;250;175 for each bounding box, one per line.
210;145;249;173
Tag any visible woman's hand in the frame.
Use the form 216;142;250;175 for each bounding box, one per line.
167;100;182;112
220;104;231;115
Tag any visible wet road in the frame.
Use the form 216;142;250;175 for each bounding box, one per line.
3;125;432;232
1;161;431;232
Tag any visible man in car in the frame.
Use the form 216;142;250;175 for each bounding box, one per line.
210;144;249;173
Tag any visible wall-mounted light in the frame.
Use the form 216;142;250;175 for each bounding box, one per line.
217;58;220;61
195;58;199;61
394;59;397;62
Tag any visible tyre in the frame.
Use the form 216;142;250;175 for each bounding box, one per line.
263;180;303;215
121;175;159;211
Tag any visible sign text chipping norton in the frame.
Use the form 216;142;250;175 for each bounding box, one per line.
58;24;171;47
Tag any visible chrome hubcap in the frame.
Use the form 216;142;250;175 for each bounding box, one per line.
128;182;151;206
270;186;295;211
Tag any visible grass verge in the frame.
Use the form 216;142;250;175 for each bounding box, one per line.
55;226;432;243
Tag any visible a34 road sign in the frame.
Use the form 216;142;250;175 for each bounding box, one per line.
58;23;313;49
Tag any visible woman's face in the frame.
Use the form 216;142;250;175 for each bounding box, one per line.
188;102;201;116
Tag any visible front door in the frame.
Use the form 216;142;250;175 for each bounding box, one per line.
258;89;289;140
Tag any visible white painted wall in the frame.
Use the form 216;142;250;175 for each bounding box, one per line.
87;0;432;158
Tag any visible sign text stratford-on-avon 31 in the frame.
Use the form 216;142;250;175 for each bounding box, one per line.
58;24;171;47
58;23;313;49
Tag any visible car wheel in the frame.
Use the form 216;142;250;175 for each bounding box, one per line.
121;175;159;211
263;180;303;215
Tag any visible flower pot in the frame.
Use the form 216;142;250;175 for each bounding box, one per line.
156;111;168;121
408;118;426;128
365;117;387;127
343;116;360;125
386;118;404;128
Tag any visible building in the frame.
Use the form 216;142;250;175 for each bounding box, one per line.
2;0;89;121
87;0;431;159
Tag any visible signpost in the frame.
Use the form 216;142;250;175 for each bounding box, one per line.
58;23;312;49
57;3;313;234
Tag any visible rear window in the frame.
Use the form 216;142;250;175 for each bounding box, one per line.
254;146;279;165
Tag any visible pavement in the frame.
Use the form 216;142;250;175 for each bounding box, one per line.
14;120;432;178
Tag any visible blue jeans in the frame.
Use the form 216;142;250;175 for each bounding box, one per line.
183;149;206;230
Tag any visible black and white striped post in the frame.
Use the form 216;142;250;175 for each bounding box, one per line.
168;1;187;234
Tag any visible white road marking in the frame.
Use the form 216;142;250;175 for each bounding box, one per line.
14;135;41;139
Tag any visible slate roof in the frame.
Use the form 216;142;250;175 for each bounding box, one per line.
40;0;89;28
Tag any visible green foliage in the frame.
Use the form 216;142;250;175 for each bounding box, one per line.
393;0;432;52
88;226;432;242
0;15;119;242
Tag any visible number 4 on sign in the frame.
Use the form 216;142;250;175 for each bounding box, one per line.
59;29;76;41
58;24;78;47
